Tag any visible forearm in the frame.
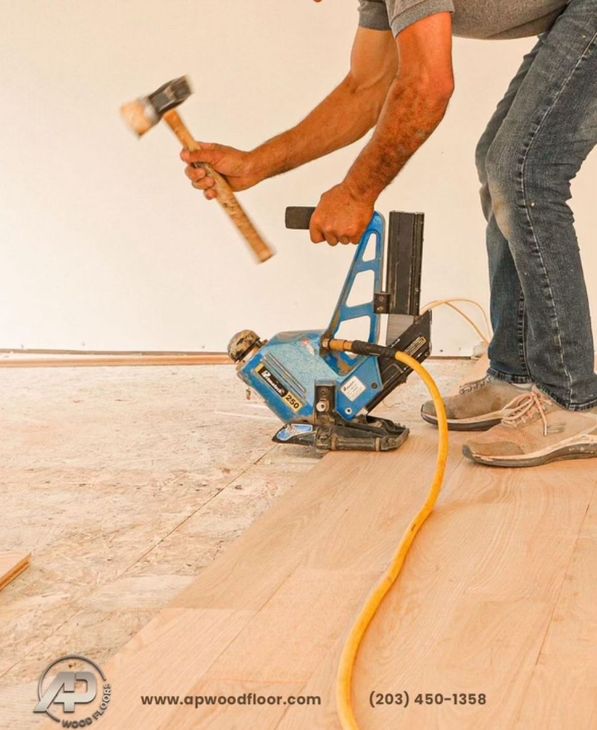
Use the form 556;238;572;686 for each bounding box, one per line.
249;73;390;181
344;73;453;202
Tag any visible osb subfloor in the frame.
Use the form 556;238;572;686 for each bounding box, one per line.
0;359;472;729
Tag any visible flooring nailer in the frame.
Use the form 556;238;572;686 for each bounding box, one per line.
228;207;432;452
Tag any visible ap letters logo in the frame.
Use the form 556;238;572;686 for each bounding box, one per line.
34;655;111;725
35;670;97;713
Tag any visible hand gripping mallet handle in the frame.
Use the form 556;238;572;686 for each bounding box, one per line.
162;110;273;263
121;77;274;264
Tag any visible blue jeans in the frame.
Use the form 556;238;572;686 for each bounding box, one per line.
476;0;597;411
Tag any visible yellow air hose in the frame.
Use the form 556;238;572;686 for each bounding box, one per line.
325;340;449;730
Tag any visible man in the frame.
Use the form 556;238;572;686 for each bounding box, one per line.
182;0;597;468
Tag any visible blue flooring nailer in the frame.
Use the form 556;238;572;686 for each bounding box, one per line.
227;207;432;452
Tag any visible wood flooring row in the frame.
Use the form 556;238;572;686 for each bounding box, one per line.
56;421;595;730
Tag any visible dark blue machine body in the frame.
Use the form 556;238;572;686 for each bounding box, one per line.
236;213;387;426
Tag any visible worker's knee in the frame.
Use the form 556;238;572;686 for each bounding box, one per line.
484;135;519;239
474;127;494;187
485;130;574;240
475;128;497;221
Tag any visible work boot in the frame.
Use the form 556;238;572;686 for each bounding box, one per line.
421;374;527;431
463;389;597;467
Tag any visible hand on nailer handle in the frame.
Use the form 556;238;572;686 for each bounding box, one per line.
181;144;264;199
310;182;374;246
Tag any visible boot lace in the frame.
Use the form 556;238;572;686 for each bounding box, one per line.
502;391;551;436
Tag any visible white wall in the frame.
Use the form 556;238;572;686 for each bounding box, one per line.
0;1;595;354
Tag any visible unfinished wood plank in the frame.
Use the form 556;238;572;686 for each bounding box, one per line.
80;421;595;729
81;426;460;729
158;571;377;728
513;489;597;729
172;431;461;611
0;354;231;368
206;568;378;683
279;452;595;730
0;552;30;592
91;608;255;730
352;455;595;729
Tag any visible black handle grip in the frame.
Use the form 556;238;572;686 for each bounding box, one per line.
285;206;316;230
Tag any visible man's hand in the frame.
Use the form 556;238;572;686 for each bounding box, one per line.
181;144;264;199
309;184;374;246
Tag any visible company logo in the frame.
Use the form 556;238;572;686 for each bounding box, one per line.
34;655;111;726
255;364;304;412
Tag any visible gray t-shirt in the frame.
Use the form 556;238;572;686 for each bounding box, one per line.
358;0;568;39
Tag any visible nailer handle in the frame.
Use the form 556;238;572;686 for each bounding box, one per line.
285;206;316;230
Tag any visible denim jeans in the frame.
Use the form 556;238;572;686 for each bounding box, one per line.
475;0;597;411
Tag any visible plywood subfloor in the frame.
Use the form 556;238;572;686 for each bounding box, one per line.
0;359;472;729
0;364;320;729
68;371;595;728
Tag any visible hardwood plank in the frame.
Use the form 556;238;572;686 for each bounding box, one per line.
276;445;579;729
69;388;595;729
206;568;378;683
513;489;597;729
172;429;460;611
0;354;231;368
276;601;550;730
352;456;595;729
159;570;377;728
0;552;30;592
83;426;459;729
95;608;255;730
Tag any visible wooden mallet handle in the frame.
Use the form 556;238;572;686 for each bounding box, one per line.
162;110;274;263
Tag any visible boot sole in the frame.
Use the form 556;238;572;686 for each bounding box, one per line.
463;442;597;468
421;411;503;432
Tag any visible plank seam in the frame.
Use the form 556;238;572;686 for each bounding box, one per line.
119;445;278;576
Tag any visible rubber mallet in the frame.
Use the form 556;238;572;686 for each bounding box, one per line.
121;76;274;263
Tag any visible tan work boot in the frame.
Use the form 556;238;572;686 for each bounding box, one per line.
463;389;597;467
421;374;527;431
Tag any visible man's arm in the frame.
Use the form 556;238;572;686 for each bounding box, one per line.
182;28;397;197
251;28;398;177
310;12;454;245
